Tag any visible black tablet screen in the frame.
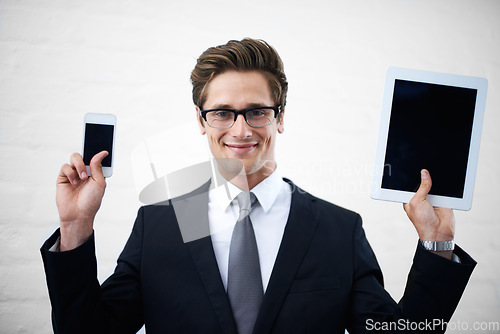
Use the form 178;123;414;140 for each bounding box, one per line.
381;80;477;198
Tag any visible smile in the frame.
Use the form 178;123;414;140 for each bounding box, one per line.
224;143;257;155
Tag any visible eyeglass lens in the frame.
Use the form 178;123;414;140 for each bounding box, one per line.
206;108;275;128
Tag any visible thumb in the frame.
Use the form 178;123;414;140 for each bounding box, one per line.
89;150;109;184
414;169;432;202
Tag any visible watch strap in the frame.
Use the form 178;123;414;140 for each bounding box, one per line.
419;240;455;252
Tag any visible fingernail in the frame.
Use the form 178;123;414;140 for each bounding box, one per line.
81;172;87;179
72;179;78;185
421;170;428;179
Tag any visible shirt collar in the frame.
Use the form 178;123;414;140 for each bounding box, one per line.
209;166;284;214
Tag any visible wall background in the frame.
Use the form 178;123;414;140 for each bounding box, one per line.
1;0;499;333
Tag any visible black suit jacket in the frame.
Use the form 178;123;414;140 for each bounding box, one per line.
41;179;476;333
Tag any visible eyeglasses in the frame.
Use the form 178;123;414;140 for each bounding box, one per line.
199;106;280;129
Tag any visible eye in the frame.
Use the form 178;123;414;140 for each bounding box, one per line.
214;110;230;118
249;109;265;116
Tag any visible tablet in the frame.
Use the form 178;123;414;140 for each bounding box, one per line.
371;67;487;210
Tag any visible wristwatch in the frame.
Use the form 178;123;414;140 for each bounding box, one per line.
419;240;455;252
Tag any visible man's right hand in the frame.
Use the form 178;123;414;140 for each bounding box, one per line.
56;151;108;251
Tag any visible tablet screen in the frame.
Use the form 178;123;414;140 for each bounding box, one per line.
381;80;477;198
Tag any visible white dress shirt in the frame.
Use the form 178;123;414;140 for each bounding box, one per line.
208;168;292;292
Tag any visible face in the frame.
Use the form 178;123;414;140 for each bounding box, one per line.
197;70;284;182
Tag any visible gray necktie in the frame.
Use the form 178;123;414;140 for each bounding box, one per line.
227;192;263;334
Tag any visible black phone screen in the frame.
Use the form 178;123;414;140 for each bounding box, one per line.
83;123;114;167
381;80;477;199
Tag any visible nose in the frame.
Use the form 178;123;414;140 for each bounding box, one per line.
229;114;252;138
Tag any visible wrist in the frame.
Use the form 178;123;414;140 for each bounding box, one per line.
419;239;455;252
60;221;93;251
419;240;454;260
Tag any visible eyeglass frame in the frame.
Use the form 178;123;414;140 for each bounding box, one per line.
198;106;281;129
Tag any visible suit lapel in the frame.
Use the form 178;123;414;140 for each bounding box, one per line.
173;181;238;334
187;236;238;334
253;180;318;334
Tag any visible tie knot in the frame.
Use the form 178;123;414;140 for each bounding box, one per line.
235;192;257;221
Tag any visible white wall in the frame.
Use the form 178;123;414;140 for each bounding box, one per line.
1;0;499;332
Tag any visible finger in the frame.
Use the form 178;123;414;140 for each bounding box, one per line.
89;151;109;184
413;169;432;203
70;152;88;180
435;206;455;223
58;163;79;186
403;202;409;213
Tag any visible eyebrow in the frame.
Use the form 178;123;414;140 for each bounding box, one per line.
207;103;272;110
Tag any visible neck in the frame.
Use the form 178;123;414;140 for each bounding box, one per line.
215;160;276;191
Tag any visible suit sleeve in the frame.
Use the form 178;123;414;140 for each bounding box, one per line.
347;214;476;333
40;208;147;334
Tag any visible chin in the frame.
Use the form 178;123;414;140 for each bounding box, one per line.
214;157;245;175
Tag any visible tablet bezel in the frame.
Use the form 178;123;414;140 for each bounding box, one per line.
371;67;487;210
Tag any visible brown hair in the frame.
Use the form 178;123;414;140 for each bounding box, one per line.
191;38;288;120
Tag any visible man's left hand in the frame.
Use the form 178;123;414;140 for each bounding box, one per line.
404;169;455;259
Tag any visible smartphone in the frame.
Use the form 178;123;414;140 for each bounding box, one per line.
83;113;116;177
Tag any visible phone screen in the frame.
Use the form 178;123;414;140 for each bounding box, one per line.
83;123;114;167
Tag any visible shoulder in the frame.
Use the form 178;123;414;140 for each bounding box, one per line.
284;177;362;226
139;179;211;215
133;203;176;234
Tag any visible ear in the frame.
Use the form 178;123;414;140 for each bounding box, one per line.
277;109;285;134
196;106;206;135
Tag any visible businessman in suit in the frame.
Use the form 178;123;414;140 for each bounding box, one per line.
41;38;476;333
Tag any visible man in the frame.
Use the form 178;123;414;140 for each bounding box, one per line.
41;38;476;333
